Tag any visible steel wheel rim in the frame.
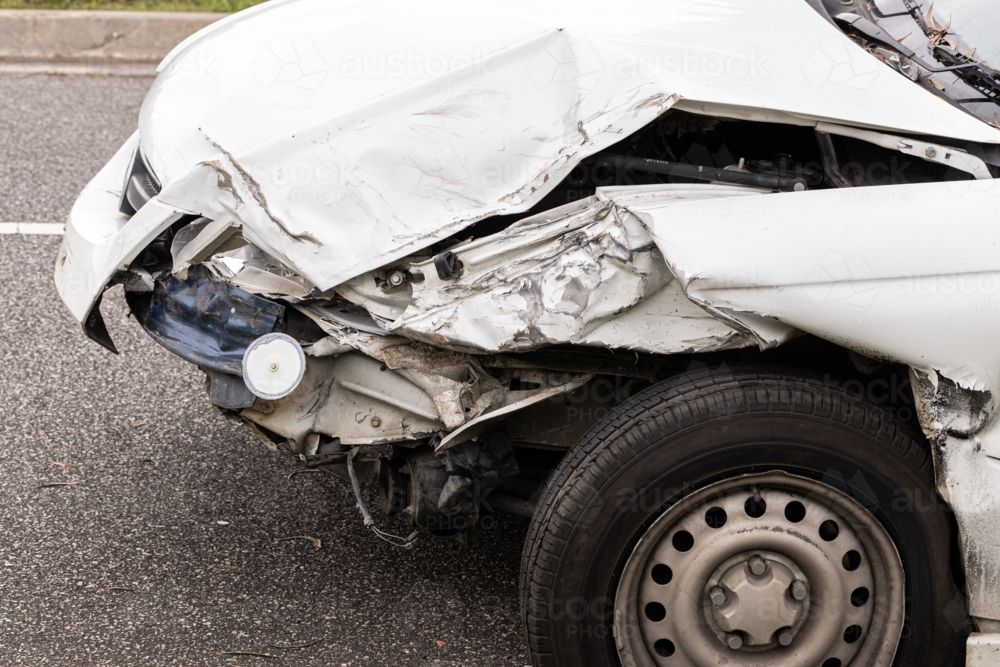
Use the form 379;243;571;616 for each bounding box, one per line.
614;471;905;667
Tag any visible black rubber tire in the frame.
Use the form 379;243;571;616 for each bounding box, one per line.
520;366;968;667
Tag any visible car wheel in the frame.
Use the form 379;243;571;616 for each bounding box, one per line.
520;366;967;667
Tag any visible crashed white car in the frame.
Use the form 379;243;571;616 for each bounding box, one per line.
54;0;1000;665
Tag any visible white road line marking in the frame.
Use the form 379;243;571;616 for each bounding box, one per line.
0;223;65;235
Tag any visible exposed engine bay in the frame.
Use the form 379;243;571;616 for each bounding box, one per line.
101;107;997;542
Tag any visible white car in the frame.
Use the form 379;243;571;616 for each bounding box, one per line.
54;0;1000;665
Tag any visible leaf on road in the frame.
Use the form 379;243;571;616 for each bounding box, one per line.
274;536;322;549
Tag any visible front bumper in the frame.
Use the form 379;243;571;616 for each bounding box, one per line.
54;131;185;347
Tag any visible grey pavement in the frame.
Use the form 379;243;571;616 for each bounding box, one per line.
0;73;529;666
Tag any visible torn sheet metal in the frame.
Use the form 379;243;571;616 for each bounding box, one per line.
629;179;1000;393
382;185;763;355
293;306;592;434
133;0;1000;298
436;375;592;452
243;352;443;451
296;308;505;430
910;368;1000;622
203;243;316;300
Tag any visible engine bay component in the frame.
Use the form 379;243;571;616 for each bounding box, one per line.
375;430;520;538
242;333;306;400
600;155;809;192
125;264;285;375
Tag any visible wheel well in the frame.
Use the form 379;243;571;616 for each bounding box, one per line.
685;336;924;442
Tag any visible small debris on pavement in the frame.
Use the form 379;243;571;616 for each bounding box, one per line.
274;536;322;549
265;638;323;649
216;521;230;526
436;640;447;647
37;481;86;489
215;651;277;658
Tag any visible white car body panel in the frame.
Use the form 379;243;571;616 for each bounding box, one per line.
129;0;998;298
633;179;1000;393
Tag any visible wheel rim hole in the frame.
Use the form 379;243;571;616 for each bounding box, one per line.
645;602;667;622
823;660;842;667
745;496;767;518
851;587;870;607
843;550;862;571
784;501;806;523
819;519;840;541
844;625;864;643
672;531;694;552
705;507;728;529
651;564;673;585
653;639;675;657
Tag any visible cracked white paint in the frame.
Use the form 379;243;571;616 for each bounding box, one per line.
910;368;1000;623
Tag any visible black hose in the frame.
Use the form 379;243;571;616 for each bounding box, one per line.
598;155;808;193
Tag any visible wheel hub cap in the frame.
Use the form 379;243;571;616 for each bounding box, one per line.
710;553;804;647
614;472;905;667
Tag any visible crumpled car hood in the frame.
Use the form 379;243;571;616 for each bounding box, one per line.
140;0;999;292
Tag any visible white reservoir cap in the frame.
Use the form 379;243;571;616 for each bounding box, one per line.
242;333;306;400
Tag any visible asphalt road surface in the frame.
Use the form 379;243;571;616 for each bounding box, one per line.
0;72;530;666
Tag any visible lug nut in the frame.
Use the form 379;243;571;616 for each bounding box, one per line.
726;633;744;650
748;554;767;576
778;629;794;646
709;586;728;607
790;580;808;601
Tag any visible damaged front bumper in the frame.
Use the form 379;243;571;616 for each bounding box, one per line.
54;131;186;352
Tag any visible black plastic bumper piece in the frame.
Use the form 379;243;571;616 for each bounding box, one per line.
84;291;119;355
